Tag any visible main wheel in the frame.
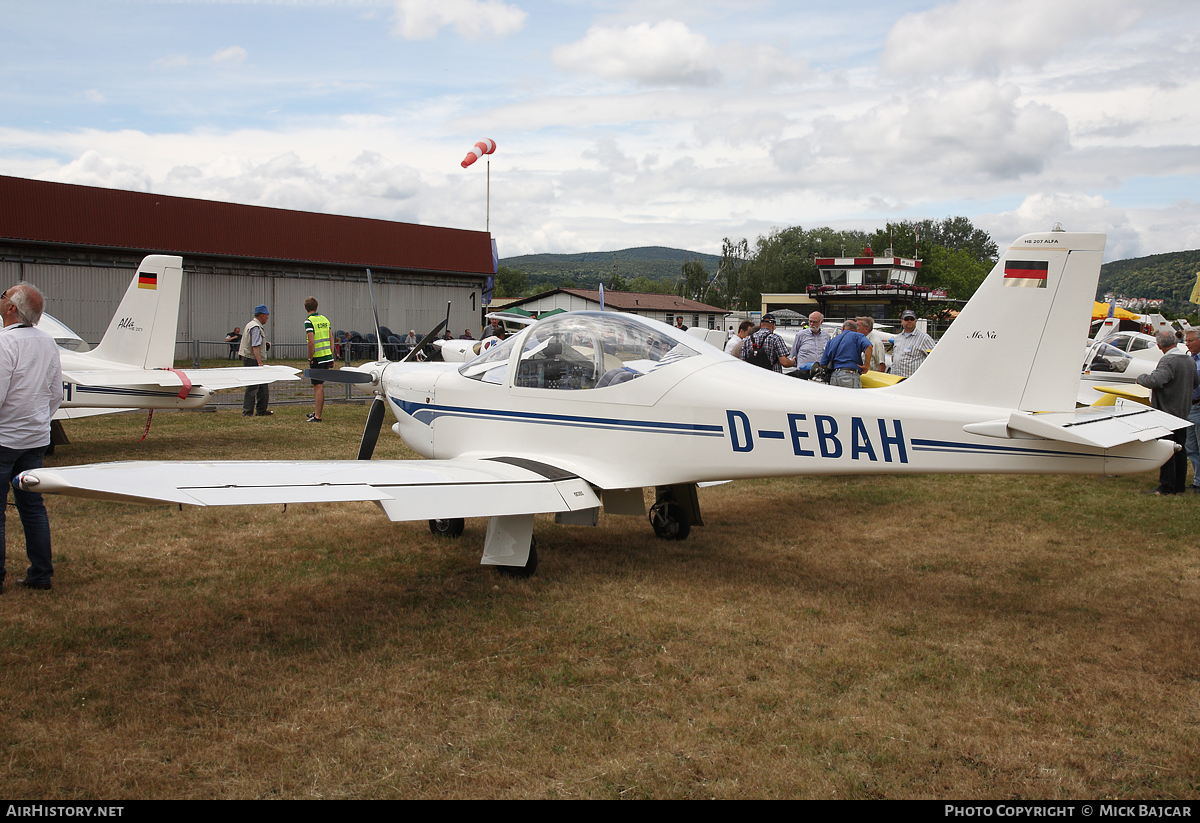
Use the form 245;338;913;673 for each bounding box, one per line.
497;537;538;578
649;501;691;540
428;518;465;538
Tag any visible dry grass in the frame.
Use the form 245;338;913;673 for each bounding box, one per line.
2;406;1199;798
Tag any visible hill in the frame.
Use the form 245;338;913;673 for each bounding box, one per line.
1098;249;1200;311
501;246;721;293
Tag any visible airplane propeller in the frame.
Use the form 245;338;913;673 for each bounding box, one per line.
354;300;453;461
358;394;387;460
299;272;456;463
402;301;452;363
366;268;386;364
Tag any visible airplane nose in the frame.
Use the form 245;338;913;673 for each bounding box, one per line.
16;471;38;490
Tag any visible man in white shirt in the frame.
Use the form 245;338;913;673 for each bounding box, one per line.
0;282;63;592
856;316;888;372
724;321;754;358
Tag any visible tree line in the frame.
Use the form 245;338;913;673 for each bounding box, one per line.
496;216;1000;307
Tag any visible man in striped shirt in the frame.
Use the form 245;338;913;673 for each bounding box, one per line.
889;310;935;378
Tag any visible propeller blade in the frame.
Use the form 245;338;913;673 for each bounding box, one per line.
366;268;385;362
357;394;387;460
402;301;452;363
304;368;373;384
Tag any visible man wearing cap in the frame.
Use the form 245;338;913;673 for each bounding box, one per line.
890;310;935;378
789;311;832;379
820;320;872;388
238;304;273;417
740;314;795;373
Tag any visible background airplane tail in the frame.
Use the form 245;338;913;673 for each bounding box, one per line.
89;255;183;369
888;231;1105;412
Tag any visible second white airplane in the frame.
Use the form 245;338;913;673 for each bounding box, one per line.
41;255;299;420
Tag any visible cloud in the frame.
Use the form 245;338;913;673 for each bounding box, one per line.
211;46;248;65
391;0;526;41
581;136;638;176
552;21;719;87
720;41;809;89
979;193;1142;259
152;54;190;70
881;0;1144;77
772;81;1070;188
83;89;105;103
49;149;152;193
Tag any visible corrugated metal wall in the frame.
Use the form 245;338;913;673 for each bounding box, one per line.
0;258;484;359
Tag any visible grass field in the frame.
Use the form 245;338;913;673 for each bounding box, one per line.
2;404;1198;799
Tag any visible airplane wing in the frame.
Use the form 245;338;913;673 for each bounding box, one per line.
62;365;300;389
963;405;1189;450
19;457;602;522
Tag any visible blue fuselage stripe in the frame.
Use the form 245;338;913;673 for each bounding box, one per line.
911;438;1093;459
393;398;725;437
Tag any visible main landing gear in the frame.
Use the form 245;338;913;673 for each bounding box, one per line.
649;500;690;540
496;536;538;578
648;484;702;541
429;516;538;578
428;518;465;538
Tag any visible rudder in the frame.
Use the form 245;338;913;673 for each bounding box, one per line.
888;231;1105;412
89;255;183;369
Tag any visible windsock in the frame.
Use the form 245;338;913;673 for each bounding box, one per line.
461;138;497;168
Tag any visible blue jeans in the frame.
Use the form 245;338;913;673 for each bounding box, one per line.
1186;403;1200;488
0;445;53;584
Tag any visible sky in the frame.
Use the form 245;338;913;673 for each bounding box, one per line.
2;0;1198;262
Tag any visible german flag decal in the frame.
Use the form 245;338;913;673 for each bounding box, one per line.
1003;260;1048;288
137;272;157;290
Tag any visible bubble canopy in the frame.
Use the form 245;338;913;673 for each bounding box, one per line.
459;312;701;389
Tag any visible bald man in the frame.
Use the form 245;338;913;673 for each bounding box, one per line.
0;282;63;591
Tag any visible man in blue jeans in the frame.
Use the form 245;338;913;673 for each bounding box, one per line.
0;282;63;592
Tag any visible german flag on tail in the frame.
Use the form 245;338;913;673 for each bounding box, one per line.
1003;260;1048;288
138;271;157;290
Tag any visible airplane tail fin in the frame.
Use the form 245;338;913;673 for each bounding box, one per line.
888;231;1104;412
89;255;183;369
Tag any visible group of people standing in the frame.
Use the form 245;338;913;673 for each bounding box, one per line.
733;309;935;385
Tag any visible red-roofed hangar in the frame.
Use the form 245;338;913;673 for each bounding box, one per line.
0;175;495;355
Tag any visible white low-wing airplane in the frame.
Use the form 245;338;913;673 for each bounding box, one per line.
19;232;1191;576
43;255;299;419
1079;330;1185;406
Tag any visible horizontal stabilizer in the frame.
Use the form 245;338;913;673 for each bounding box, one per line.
963;406;1190;450
17;458;602;523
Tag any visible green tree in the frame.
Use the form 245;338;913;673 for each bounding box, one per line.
717;237;750;309
494;266;528;299
679;259;710;302
923;245;991;300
